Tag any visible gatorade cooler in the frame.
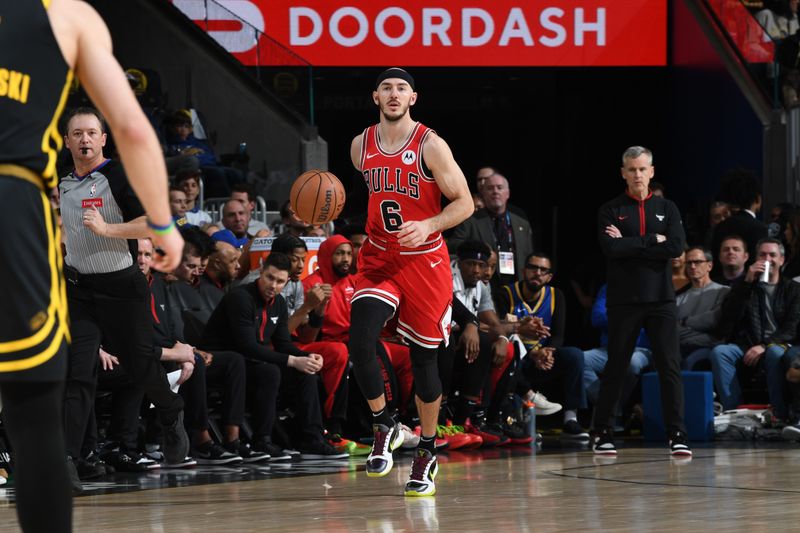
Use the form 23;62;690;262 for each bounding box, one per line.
642;371;714;441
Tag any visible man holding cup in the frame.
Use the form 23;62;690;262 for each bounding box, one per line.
709;238;800;421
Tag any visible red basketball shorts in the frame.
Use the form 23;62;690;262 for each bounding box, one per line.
352;237;452;349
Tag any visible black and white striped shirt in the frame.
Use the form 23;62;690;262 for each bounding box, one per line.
59;159;144;274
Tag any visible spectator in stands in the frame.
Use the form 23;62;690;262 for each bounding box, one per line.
221;199;250;244
164;110;244;197
471;192;484;212
176;169;212;227
449;171;534;287
672;250;691;294
710;238;800;420
705;201;731;248
275;200;310;237
231;183;270;236
201;252;347;458
439;240;511;446
305;225;329;238
269;235;326;334
339;224;367;272
756;0;799;39
483;249;498;285
783;210;800;278
496;252;589;440
475;166;495;195
713;235;750;286
677;247;730;369
169;185;190;227
711;170;768;264
582;284;652;429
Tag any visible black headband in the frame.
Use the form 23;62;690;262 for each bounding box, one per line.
458;250;490;262
375;68;415;91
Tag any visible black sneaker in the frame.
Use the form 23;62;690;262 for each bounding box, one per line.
561;419;590;441
668;430;692;456
66;456;83;494
593;428;617;455
160;410;190;465
404;448;438;497
251;437;292;461
298;439;349;460
224;439;270;463
366;423;404;477
77;452;114;479
101;450;153;472
192;440;243;465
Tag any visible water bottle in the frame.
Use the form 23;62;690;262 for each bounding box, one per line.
238;142;247;155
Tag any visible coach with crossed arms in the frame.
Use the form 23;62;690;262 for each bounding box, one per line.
591;146;691;457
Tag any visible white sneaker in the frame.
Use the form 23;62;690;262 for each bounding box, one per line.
400;423;420;449
531;391;562;416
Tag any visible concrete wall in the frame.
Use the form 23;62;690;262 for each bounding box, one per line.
89;0;327;208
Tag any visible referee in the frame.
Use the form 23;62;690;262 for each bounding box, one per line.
60;108;189;480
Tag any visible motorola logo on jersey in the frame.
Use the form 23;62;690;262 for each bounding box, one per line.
363;167;420;199
402;150;416;165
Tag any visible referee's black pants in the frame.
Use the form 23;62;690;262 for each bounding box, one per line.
594;301;686;434
64;265;183;459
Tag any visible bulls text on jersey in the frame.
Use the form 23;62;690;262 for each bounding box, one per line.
362;167;420;199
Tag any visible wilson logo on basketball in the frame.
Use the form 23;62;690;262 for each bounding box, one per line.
316;189;333;223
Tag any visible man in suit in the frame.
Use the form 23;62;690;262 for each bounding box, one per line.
711;170;768;268
448;172;534;287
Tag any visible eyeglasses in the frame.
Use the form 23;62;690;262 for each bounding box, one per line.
525;264;552;274
685;260;709;266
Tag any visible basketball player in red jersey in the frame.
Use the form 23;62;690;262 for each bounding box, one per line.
348;68;473;496
1;1;182;530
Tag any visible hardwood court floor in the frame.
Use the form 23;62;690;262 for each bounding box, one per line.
1;443;800;532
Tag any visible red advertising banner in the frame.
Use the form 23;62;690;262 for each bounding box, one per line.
173;0;667;67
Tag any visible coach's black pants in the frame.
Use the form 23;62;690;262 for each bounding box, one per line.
63;265;183;458
594;301;686;434
181;351;246;432
246;360;324;445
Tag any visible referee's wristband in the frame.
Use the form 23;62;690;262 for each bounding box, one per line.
147;218;176;235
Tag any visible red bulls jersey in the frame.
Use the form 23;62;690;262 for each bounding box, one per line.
359;122;442;250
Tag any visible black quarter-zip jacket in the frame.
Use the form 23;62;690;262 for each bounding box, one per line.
598;191;686;306
201;282;308;365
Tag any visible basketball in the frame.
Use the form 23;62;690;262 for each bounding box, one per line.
289;170;346;225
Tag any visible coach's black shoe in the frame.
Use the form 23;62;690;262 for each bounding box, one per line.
668;430;692;457
561;419;590;441
366;423;404;477
593;428;617;455
161;410;190;465
77;451;114;479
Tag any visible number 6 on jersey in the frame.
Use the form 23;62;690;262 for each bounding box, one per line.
381;200;403;232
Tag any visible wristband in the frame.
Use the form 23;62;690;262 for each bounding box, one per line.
147;218;176;235
308;312;324;328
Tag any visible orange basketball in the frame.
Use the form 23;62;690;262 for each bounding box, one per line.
289;170;346;225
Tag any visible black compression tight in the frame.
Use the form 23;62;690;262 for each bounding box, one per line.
349;298;395;401
2;381;71;533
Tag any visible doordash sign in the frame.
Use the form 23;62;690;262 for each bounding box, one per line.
173;0;667;66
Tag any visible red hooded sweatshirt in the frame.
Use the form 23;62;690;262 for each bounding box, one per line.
302;235;355;342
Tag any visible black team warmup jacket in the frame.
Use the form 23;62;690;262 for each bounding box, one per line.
598;191;686;306
201;282;309;365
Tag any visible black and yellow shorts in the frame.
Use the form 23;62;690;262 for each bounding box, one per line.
0;168;68;381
